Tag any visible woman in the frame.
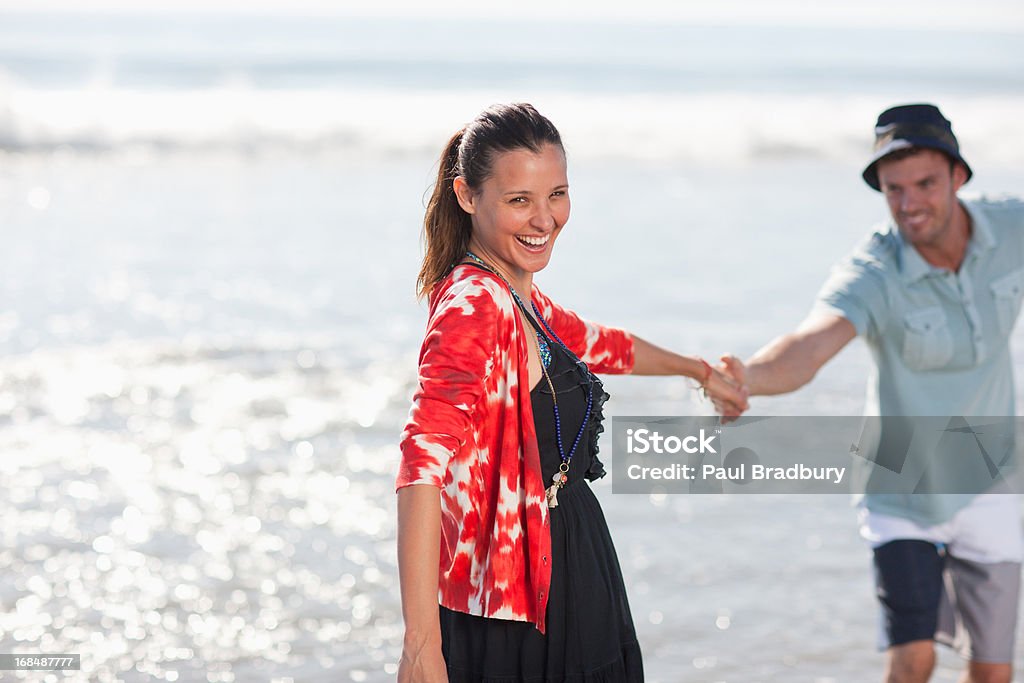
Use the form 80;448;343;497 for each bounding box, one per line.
397;103;747;683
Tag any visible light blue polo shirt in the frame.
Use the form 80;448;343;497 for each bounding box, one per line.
814;195;1024;524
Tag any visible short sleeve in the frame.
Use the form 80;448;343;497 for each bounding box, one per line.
812;255;890;337
532;287;634;375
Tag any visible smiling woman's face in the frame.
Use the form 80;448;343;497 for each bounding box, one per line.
455;143;570;288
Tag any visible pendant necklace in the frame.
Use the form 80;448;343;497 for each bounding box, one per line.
463;251;593;507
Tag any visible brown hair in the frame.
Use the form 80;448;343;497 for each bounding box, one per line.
417;103;563;299
878;146;957;172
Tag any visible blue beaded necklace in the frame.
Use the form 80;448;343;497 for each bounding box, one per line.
463;251;593;508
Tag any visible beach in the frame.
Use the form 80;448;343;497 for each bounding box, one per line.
2;7;1024;681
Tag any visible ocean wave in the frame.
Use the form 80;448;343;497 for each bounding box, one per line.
0;84;1022;165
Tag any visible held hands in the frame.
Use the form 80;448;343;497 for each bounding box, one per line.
701;354;749;422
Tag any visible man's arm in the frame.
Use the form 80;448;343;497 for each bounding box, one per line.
723;313;857;396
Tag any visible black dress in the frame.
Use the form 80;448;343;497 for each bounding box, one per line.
439;310;644;682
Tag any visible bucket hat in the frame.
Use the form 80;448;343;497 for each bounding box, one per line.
862;103;972;191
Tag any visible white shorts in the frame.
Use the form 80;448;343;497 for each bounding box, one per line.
859;493;1024;563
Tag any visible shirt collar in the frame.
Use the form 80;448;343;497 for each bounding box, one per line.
962;198;997;252
896;198;996;285
896;233;935;285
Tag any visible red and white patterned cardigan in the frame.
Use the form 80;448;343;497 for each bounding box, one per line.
397;265;635;633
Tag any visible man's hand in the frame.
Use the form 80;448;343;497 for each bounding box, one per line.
710;354;748;422
703;356;749;420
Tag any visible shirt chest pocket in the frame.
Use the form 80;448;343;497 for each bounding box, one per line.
901;307;954;371
990;269;1024;335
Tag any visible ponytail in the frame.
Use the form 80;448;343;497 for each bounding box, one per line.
417;103;564;299
417;129;472;299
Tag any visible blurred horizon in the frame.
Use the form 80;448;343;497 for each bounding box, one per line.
1;0;1023;31
1;9;1022;165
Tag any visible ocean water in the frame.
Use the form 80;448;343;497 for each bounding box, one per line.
1;10;1023;682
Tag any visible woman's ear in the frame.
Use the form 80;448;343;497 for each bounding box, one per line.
453;176;476;215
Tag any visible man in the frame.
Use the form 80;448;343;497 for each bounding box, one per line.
718;104;1024;683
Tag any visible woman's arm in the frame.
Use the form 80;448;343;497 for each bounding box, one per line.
397;276;509;681
532;289;747;414
630;335;706;376
396;484;448;683
631;335;749;416
399;276;506;489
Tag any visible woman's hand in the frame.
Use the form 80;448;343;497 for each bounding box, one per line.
397;634;448;683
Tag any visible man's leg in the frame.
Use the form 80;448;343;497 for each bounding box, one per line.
885;640;935;683
874;540;946;683
959;661;1011;683
942;554;1020;683
943;494;1022;683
